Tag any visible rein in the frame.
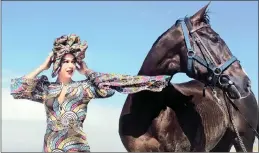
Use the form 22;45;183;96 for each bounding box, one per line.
178;16;258;152
224;93;259;138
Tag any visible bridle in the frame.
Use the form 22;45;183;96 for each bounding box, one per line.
177;16;259;152
179;16;239;95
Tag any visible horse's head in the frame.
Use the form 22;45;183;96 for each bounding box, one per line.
139;3;251;99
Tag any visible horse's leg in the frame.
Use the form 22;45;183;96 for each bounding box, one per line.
210;140;233;152
128;136;161;152
210;129;234;152
232;133;255;152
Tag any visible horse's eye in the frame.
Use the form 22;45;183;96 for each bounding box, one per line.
211;35;220;43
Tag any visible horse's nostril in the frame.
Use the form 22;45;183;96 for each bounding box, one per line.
243;76;251;88
244;80;251;93
247;81;251;88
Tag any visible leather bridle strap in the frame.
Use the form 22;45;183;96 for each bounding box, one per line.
180;17;238;88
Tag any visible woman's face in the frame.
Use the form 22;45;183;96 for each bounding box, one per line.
58;53;76;79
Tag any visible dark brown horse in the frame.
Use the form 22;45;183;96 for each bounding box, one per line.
119;3;258;152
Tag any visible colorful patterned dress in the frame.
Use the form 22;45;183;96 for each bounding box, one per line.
10;71;170;152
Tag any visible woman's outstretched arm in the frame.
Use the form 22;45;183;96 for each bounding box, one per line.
76;61;116;99
84;83;116;99
77;61;171;100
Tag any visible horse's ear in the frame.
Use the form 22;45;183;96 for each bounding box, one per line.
190;2;211;24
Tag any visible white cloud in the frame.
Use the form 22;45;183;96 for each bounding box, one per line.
2;88;46;120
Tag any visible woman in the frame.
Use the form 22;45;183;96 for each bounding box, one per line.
10;34;171;152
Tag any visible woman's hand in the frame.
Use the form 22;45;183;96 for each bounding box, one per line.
76;61;89;75
40;52;54;71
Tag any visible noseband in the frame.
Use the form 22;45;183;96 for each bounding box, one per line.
179;17;239;94
178;17;258;151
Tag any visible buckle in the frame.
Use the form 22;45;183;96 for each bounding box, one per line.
187;50;195;58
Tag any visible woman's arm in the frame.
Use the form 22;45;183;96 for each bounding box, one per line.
73;61;115;99
24;52;53;79
85;84;115;99
24;66;45;79
10;52;53;103
76;61;108;81
77;61;171;99
10;75;49;103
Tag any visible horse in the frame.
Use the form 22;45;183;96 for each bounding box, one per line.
118;3;258;152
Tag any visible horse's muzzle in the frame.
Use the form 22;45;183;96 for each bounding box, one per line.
219;75;251;99
227;84;241;99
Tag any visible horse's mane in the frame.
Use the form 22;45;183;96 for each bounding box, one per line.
148;9;211;56
176;9;211;25
150;28;171;49
201;9;211;24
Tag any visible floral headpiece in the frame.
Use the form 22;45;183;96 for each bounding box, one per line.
51;34;88;77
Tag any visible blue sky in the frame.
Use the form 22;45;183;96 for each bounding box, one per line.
2;2;258;152
2;1;258;107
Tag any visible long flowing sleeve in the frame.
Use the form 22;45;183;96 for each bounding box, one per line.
84;83;116;99
86;71;171;95
10;75;50;103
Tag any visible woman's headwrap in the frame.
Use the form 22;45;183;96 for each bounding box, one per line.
51;34;88;78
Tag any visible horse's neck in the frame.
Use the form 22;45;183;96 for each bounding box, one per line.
137;61;157;76
137;61;171;76
137;53;181;77
137;46;171;76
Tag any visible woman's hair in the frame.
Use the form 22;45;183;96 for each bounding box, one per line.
51;34;88;78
